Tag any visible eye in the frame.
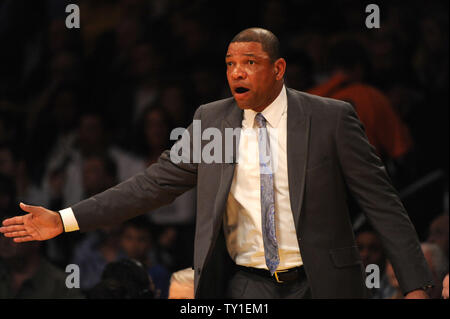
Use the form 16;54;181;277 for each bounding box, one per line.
226;61;233;66
248;60;255;65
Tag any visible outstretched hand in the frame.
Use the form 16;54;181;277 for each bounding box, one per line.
0;203;64;242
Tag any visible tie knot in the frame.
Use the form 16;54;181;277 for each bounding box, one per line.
255;113;267;128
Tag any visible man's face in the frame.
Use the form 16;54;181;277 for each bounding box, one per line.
145;110;168;149
226;42;282;111
0;148;15;177
427;215;449;256
82;158;110;195
120;226;151;261
79;115;104;150
356;231;385;268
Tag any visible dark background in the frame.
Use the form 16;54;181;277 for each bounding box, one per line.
0;0;448;298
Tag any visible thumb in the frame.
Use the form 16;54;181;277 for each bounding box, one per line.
19;202;44;216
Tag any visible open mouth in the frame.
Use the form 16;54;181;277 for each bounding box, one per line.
235;87;250;94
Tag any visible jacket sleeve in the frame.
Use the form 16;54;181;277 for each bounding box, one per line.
335;102;433;295
71;106;203;232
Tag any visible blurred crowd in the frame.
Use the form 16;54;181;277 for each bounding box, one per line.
0;0;448;298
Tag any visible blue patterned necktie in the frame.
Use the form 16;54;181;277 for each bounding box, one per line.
255;113;280;275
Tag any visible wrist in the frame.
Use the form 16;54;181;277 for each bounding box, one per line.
56;211;65;233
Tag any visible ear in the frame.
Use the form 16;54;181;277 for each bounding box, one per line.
274;58;286;81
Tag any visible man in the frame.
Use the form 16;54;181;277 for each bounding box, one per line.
87;258;155;299
355;224;395;299
308;38;413;162
0;28;432;298
120;217;170;298
427;214;449;258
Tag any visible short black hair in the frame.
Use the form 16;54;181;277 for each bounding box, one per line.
354;222;377;237
84;153;118;181
88;258;155;299
122;215;153;235
230;27;281;62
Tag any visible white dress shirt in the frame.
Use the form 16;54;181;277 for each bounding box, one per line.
223;86;303;270
59;86;303;270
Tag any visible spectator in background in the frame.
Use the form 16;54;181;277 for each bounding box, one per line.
427;214;449;258
168;267;195;299
46;154;119;268
134;106;172;167
367;24;411;91
133;105;197;272
189;67;228;107
25;83;81;188
420;243;449;299
81;154;118;198
0;143;16;178
69;154;125;291
88;258;155;299
355;224;395;299
284;50;315;92
71;224;123;292
104;40;163;148
78;0;121;57
156;226;179;271
132;103;196;250
308;37;413;166
385;260;404;299
0;144;47;207
133;106;196;242
0;214;84;299
386;242;448;299
0;174;17;219
159;84;192;129
413;12;449;95
120;216;171;298
44;112;145;207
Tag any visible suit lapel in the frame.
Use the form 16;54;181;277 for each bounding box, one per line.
286;89;311;228
212;101;243;228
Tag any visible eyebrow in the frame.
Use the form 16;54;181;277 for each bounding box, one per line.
225;53;258;58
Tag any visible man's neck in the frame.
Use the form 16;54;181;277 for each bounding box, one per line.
252;82;284;113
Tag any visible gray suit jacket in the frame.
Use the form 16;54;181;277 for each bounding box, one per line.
71;88;433;298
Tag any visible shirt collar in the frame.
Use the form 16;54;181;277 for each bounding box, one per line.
243;85;287;128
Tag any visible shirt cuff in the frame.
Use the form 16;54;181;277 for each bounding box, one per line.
59;207;80;232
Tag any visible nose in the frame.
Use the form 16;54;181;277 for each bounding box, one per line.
231;65;247;80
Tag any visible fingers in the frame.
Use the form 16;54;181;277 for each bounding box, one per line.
0;225;35;243
0;225;26;233
3;230;30;238
2;215;24;226
13;236;35;243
